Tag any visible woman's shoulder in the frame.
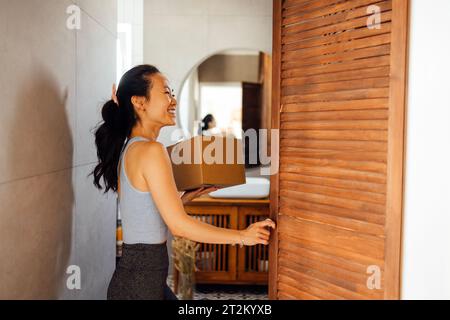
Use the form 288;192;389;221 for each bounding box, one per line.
132;140;169;164
130;140;174;181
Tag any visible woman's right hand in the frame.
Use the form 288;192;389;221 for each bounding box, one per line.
239;219;276;246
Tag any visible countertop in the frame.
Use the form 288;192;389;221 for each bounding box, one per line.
186;194;270;206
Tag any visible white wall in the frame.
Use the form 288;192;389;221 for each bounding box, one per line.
143;0;273;145
179;68;200;137
117;0;143;80
402;0;450;299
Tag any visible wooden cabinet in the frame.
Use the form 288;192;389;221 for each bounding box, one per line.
237;207;270;283
172;195;270;289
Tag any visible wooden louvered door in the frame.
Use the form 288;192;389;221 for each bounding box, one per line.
269;0;409;299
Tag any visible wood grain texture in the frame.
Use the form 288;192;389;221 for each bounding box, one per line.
268;0;282;300
384;0;409;299
270;0;409;300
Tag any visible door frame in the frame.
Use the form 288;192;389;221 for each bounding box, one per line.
268;0;282;300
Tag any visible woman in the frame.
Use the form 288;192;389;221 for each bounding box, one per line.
92;65;276;300
200;114;218;136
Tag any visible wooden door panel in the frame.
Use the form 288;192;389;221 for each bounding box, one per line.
242;82;263;167
270;0;409;299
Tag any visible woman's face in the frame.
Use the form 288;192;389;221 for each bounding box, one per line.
139;73;177;128
209;118;217;129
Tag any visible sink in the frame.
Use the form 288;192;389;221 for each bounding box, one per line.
209;177;270;199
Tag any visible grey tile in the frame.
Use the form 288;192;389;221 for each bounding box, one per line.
0;168;75;299
0;0;117;301
207;0;272;16
207;16;273;55
0;0;76;184
144;0;208;16
76;0;118;36
61;164;116;300
144;14;208;79
75;11;117;166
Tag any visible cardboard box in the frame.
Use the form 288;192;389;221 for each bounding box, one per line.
167;135;246;191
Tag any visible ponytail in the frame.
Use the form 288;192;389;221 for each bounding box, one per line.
92;99;128;193
91;64;160;193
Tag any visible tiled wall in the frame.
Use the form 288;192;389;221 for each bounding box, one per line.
0;0;117;299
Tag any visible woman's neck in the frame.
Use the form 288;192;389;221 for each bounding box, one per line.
130;123;161;142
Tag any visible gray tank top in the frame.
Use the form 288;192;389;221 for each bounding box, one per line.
118;136;168;244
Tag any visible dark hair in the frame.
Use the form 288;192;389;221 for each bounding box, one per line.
201;114;215;133
91;64;160;193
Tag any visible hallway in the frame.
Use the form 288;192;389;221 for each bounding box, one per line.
0;0;449;301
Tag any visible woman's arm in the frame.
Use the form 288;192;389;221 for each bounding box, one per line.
138;141;275;246
180;186;219;205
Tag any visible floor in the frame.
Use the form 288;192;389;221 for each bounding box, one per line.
167;275;268;300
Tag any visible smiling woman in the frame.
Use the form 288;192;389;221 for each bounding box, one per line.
91;64;276;300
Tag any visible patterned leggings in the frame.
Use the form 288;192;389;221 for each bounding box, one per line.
107;243;178;300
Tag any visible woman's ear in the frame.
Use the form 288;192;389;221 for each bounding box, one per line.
131;96;147;112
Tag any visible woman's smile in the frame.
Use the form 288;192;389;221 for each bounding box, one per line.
168;107;177;117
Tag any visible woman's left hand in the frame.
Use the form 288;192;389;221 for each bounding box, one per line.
180;186;220;205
